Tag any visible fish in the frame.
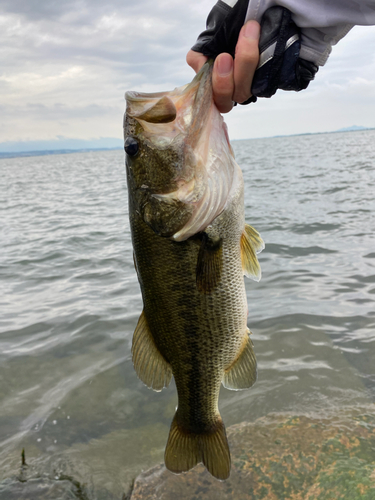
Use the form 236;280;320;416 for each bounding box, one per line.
123;61;264;480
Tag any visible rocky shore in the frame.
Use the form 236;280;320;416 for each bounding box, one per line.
130;409;375;500
1;407;374;500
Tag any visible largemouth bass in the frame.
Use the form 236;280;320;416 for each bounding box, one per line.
124;61;264;480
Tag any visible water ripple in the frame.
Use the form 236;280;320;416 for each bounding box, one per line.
1;134;375;494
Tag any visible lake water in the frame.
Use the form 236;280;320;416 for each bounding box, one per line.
1;130;375;498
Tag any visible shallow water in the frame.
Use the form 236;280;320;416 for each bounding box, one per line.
1;130;374;498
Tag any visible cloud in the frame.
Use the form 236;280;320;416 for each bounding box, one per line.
224;24;375;139
0;0;215;142
0;1;374;144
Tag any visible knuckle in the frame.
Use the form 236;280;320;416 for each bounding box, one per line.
212;78;234;99
233;88;250;104
237;50;259;67
236;40;259;65
217;101;234;113
186;51;205;73
213;90;233;112
236;94;250;105
214;83;232;98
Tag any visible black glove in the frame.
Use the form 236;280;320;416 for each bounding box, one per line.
191;2;318;103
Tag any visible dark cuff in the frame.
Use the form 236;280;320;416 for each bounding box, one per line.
191;0;249;59
246;6;318;101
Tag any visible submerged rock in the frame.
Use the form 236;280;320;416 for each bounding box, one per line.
0;474;89;500
2;408;374;499
130;408;375;500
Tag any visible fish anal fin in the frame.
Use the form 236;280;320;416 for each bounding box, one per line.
196;230;223;294
223;330;257;390
165;414;231;480
131;311;172;392
241;224;264;282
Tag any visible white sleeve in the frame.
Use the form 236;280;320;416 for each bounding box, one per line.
245;0;375;65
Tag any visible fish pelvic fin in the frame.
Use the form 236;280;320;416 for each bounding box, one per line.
196;229;223;294
223;329;257;390
132;311;172;392
240;224;265;282
165;414;231;480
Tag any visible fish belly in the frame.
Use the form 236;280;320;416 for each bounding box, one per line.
129;182;253;480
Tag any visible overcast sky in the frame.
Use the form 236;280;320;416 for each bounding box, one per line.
1;0;374;145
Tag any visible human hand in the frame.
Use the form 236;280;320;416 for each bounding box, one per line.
186;20;260;113
189;4;319;107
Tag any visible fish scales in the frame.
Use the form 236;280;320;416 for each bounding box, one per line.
130;180;246;421
124;61;264;480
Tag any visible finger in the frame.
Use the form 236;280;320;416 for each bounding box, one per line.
233;20;260;104
212;53;235;114
186;50;208;74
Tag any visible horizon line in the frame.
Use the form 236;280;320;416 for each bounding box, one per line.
1;127;374;159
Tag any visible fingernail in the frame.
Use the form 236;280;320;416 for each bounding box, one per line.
243;20;260;40
217;55;233;76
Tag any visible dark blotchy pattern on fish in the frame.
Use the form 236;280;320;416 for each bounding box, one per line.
124;62;263;479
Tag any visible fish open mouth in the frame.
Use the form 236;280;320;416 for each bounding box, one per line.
124;60;241;242
125;61;214;139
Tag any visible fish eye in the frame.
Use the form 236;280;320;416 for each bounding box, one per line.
124;137;139;157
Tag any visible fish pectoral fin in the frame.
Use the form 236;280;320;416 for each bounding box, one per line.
240;224;264;282
196;229;223;294
165;413;231;480
223;330;257;390
131;311;172;392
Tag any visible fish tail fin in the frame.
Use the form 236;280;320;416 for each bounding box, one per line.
200;418;231;480
164;413;231;480
164;415;201;475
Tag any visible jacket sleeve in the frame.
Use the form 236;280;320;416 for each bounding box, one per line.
245;0;375;66
191;0;375;100
192;2;319;99
191;0;250;59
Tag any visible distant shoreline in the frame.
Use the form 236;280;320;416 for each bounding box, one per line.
1;127;374;159
0;147;123;160
232;126;375;142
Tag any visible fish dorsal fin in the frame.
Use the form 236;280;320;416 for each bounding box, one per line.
131;311;172;392
240;224;264;282
223;329;257;390
196;228;223;294
136;96;177;123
